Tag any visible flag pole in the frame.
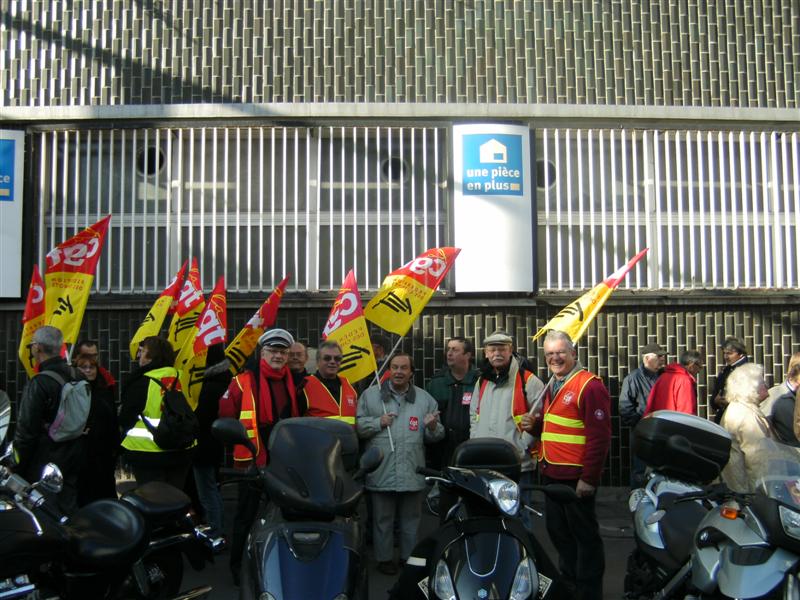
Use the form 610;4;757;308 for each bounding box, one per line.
370;335;404;386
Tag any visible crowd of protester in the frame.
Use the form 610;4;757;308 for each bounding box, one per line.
7;324;800;594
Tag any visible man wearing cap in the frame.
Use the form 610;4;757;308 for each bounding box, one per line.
298;340;358;425
15;326;86;514
619;343;666;487
644;349;705;416
219;327;300;584
711;337;749;423
535;329;611;600
470;330;544;527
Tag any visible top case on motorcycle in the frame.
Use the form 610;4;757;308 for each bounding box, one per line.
121;481;193;528
451;438;521;482
64;499;148;569
264;418;362;519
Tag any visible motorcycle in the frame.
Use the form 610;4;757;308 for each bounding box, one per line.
0;394;215;599
624;410;732;600
391;437;570;600
691;459;800;599
212;416;383;600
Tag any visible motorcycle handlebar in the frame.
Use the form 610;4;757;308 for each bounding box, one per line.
416;467;443;478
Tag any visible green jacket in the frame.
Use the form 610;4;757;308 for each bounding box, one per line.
426;366;480;462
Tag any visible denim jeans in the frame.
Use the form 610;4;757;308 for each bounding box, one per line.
193;464;224;535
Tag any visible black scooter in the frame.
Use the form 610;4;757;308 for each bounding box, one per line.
212;416;382;600
391;437;572;600
0;394;216;599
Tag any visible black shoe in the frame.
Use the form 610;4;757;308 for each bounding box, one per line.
377;560;398;575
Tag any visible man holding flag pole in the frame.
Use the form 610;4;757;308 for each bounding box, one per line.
523;249;647;600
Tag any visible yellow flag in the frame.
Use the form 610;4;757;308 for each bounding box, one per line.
364;247;460;336
532;249;649;343
44;215;112;344
167;258;205;351
174;276;227;409
129;260;188;359
225;276;289;373
18;265;46;378
323;270;376;384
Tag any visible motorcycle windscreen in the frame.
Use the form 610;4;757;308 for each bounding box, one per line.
258;529;355;598
446;532;528;599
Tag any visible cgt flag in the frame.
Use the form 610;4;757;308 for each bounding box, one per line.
44;215;112;344
532;248;649;344
174;276;227;410
18;265;46;378
364;247;461;336
129;259;188;359
167;258;205;352
323;270;376;384
225;275;289;373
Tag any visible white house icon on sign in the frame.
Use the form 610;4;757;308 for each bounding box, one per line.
479;139;507;164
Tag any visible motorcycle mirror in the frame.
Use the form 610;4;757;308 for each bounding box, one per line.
37;463;64;494
211;418;257;456
0;442;17;468
354;446;383;480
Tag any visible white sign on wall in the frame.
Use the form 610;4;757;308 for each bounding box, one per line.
0;130;24;298
452;123;534;292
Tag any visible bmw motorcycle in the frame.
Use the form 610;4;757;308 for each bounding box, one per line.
391;437;569;600
212;416;382;600
624;410;732;600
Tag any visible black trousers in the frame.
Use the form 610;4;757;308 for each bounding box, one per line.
543;477;605;600
230;480;264;580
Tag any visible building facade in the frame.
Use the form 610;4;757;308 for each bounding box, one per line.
1;1;798;484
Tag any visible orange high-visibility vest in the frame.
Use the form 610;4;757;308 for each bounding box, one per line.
540;370;598;467
303;375;357;425
233;373;261;465
476;369;534;431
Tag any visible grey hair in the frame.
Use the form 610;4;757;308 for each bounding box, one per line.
543;330;575;351
317;340;343;355
725;363;765;405
679;350;703;368
32;326;63;356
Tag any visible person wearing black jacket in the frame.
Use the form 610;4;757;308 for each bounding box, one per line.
74;354;120;505
15;326;86;514
192;343;232;536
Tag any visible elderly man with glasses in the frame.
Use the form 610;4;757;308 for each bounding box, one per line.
298;340;358;426
218;327;300;585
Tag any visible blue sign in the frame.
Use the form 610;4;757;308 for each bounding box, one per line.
0;139;14;202
462;133;524;196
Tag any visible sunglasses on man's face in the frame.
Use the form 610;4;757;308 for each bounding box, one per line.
320;354;343;363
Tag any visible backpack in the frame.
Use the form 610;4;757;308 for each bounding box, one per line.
140;376;199;450
37;370;92;442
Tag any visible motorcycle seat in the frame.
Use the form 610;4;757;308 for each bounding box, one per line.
120;481;192;523
451;438;522;482
64;499;148;568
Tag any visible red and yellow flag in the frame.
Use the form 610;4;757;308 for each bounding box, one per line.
323;270;376;384
175;276;227;409
18;265;46;378
129;260;188;359
532;248;649;344
364;247;461;336
225;275;290;373
44;215;112;344
167;258;205;351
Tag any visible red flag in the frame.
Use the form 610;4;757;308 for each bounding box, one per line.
167;257;205;351
18;265;46;377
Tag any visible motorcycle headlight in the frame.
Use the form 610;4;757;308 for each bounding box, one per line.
433;559;456;600
488;478;520;516
779;505;800;540
509;557;538;600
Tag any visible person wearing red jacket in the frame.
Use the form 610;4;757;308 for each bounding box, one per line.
218;328;300;585
643;350;705;416
529;330;611;600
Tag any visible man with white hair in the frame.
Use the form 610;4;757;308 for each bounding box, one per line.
535;329;611;600
15;326;86;514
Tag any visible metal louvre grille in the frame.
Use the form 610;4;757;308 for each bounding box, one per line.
537;128;800;291
33;125;447;294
